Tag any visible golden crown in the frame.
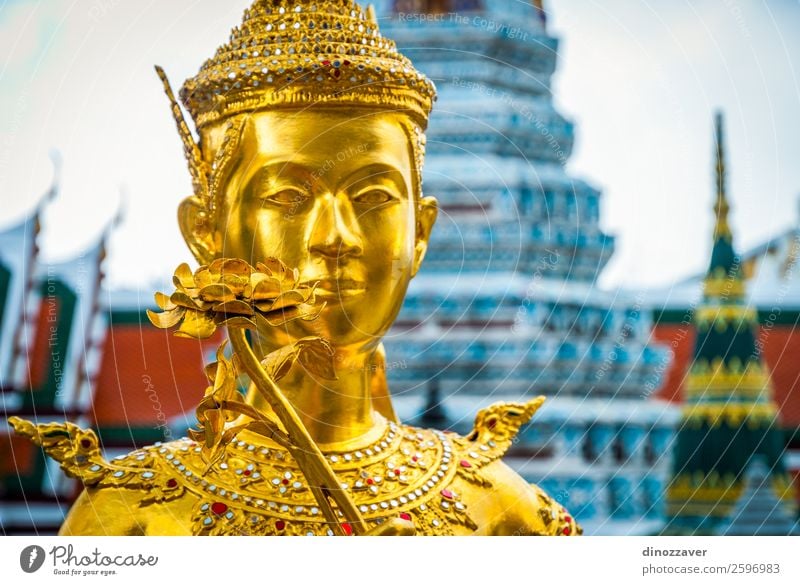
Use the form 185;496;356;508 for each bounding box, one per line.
179;0;437;130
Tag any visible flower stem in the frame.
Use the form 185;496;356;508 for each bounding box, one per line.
227;326;368;536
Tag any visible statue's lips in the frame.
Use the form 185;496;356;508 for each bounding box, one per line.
304;278;366;299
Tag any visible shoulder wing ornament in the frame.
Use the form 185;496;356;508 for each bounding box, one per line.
8;417;185;504
452;396;545;485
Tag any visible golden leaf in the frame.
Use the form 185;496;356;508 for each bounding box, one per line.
261;337;337;381
202;409;224;448
296;337;337;380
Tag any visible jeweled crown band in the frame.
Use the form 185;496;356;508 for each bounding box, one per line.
179;0;437;129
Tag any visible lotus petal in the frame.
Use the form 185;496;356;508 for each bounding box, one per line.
146;307;186;329
199;283;236;303
220;273;249;295
213;299;254;316
154;292;177;311
194;267;215;288
263;306;301;326
175;310;217;339
257;257;292;280
173;263;196;289
252;276;283;300
170;290;203;310
222;258;253;276
207;258;226;275
269;290;306;312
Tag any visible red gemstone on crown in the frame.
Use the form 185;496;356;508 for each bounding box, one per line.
563;526;571;535
166;478;178;488
243;469;252;476
275;520;286;531
211;502;228;516
393;469;401;476
565;515;572;523
399;512;412;522
487;418;497;430
366;478;374;485
281;478;289;485
341;522;353;536
80;439;91;449
441;489;454;500
459;459;472;468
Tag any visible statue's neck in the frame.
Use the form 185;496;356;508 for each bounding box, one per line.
244;345;381;445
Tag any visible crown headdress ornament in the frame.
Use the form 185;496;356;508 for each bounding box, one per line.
156;0;436;219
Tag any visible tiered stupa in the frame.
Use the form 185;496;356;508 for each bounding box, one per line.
377;0;675;533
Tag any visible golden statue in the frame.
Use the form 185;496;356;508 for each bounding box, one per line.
11;0;580;537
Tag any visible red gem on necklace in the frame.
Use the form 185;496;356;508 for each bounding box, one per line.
166;478;178;489
399;512;412;522
341;522;353;536
275;520;286;531
366;478;374;485
210;502;228;516
441;489;454;500
393;469;401;476
243;469;252;476
281;478;289;485
459;459;472;468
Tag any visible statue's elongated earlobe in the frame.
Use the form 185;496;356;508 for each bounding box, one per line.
413;195;438;277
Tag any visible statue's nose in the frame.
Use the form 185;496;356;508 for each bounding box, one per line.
308;193;364;259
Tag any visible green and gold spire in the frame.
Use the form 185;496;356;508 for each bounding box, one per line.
704;112;744;299
665;112;796;534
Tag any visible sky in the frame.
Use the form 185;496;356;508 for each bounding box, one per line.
0;0;799;292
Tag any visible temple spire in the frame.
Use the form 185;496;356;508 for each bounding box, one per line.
704;111;743;300
713;111;731;242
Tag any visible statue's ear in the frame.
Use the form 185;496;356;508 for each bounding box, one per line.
412;195;438;277
178;196;217;265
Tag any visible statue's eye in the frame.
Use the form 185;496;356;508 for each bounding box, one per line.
352;188;395;206
263;188;307;205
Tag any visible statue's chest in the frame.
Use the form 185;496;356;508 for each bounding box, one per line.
150;425;479;536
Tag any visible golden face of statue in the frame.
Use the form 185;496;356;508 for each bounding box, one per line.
182;108;437;350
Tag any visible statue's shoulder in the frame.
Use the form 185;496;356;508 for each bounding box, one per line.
9;417;198;534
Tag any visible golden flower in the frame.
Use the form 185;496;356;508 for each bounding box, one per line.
147;257;323;339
